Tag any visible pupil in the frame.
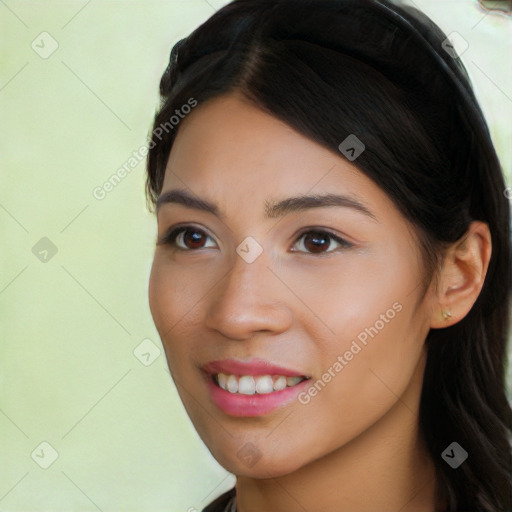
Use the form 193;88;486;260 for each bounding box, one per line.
185;230;204;248
305;232;329;253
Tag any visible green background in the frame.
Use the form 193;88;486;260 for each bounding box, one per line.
1;1;511;511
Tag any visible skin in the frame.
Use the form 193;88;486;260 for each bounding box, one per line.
148;91;491;512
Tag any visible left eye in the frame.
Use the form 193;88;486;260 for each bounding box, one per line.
158;227;353;254
292;230;353;254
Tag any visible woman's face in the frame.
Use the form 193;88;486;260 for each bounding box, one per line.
149;92;436;477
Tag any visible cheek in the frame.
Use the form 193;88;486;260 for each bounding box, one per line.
148;257;170;331
148;256;190;368
148;254;210;376
148;254;197;332
284;246;420;348
288;254;426;424
299;297;427;455
321;306;423;408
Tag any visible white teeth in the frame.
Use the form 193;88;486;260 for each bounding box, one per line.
238;376;256;395
286;376;302;387
255;375;274;394
216;372;305;394
226;375;238;394
273;376;287;391
217;373;227;390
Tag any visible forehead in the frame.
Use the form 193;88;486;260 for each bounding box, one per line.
163;93;334;184
160;92;397;224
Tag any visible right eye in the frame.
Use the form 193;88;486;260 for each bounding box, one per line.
158;225;217;251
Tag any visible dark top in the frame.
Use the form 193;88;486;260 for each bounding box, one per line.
202;487;236;512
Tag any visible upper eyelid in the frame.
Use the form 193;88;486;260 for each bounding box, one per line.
157;223;213;245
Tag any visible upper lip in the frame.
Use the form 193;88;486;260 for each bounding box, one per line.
203;358;309;377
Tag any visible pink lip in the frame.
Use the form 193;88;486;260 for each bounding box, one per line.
205;375;310;417
202;358;310;417
203;358;307;378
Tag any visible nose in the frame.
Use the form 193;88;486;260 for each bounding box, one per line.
204;249;293;340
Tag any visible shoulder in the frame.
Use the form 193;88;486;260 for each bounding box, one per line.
201;487;236;512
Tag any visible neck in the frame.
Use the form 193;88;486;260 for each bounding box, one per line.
234;353;439;512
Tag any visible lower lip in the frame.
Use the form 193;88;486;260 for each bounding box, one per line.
205;375;310;417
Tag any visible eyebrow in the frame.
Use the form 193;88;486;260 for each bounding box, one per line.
156;188;378;222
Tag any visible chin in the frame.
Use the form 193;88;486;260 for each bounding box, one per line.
207;441;309;479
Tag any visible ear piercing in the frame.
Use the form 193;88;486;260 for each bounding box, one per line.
441;310;452;320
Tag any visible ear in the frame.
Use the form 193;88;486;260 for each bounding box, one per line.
430;221;492;329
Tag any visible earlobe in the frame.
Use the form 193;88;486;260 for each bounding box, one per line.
440;310;452;321
430;221;492;329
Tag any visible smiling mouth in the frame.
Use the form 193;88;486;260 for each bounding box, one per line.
212;373;309;395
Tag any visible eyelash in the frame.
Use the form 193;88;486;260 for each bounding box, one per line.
158;225;354;255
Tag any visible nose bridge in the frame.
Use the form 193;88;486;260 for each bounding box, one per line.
204;244;291;338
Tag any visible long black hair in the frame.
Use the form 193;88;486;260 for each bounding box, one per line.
145;1;512;510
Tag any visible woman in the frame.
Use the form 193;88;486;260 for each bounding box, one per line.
145;0;512;510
